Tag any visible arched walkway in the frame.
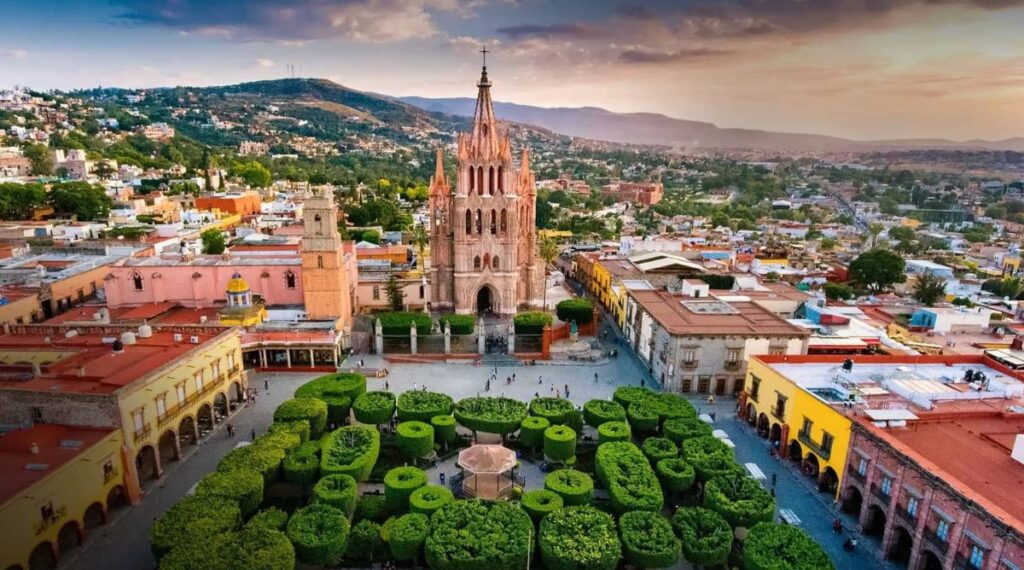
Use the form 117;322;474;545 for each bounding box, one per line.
888;526;914;566
135;445;159;482
919;550;943;570
476;285;495;315
83;502;106;529
179;416;198;453
213;393;228;423
842;485;863;515
803;453;821;479
787;440;803;462
230;381;243;404
28;542;56;570
106;485;129;513
769;423;782;446
745;403;756;425
197;404;214;434
756;413;769;437
819;466;839;495
864;504;887;538
56;521;81;556
158;429;180;465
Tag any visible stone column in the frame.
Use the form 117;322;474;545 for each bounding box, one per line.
260;349;267;368
309;349;315;368
478;318;486;355
285;350;291;368
907;486;935;570
508;330;515;354
374;318;384;355
411;322;418;355
444;322;451;355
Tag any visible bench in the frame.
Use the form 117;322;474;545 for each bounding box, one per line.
778;508;802;526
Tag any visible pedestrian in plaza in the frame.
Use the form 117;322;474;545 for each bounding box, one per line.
264;379;269;391
707;394;716;405
535;392;540;398
227;423;235;437
771;473;778;487
439;472;446;485
550;385;554;393
556;389;561;398
413;382;418;391
594;372;598;383
486;380;491;391
566;387;570;398
251;428;256;441
512;373;516;382
770;487;776;498
539;375;543;384
360;358;364;368
385;380;389;391
641;378;645;387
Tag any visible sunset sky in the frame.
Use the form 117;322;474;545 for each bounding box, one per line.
2;0;1022;141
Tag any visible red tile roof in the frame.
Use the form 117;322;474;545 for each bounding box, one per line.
0;424;116;505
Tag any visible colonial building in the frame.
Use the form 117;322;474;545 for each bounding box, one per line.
428;65;544;316
301;188;356;332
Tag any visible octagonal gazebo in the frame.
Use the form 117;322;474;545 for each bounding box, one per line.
456;444;519;500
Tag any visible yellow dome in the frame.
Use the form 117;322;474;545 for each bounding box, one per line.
226;273;250;294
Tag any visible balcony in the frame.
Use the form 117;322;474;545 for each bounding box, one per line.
748;390;759;403
895;505;917;525
869;483;891;505
847;466;866;483
157;402;183;429
953;555;980;570
680;361;697;369
798;431;832;460
724;360;742;370
228;365;241;376
922;528;949;555
133;423;152;444
103;467;120;484
771;404;786;420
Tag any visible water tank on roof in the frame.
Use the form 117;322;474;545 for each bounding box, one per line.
120;332;136;345
138;324;153;338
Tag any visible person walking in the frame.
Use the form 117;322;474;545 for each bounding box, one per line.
539;375;543;384
251;428;256;441
385;380;389;391
264;379;269;391
556;389;561;398
512;373;516;382
707;394;716;405
771;473;778;487
640;378;645;387
594;372;598;383
413;382;418;391
227;423;234;437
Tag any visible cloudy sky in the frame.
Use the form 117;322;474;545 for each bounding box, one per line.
1;0;1022;141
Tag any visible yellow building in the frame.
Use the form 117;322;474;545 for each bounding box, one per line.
219;273;266;326
0;252;119;324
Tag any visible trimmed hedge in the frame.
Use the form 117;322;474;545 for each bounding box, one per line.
613;386;654;410
409;485;454;516
627;401;660;433
273;397;328;438
671;507;732;568
232;527;295;570
286;503;350;566
683;435;742;482
539;506;620;570
544;469;593;506
595;442;664;514
663;415;713;444
268;419;310;443
583;399;626;427
520;489;563;522
425;500;533;570
346;520;385;565
377;311;432;335
194;469;264;517
295;372;366;402
397;421;435;459
156;534;231;570
438;314;474;335
320;425;380;482
384;466;428;513
398;391;455;422
150;496;240;558
597;421;631;445
352;391;396;425
543;425;577;462
529;397;576;425
519;416;550;450
322;394;352;425
454;397;528;435
245;507;289;533
513;311;553;334
282;441;320;486
619;510;681;569
312;474;359;518
254;428;302;455
431;414;457;445
354;494;389;523
743;522;835;570
555;297;594;324
703;475;776;529
655;393;697;422
656;457;696;494
390;513;430;562
217;443;286;486
641;437;678;465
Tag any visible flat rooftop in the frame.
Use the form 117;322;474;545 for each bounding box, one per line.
631;289;810;336
0;424;116;506
116;254;300;267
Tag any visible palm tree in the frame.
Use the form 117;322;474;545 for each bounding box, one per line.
411;224;429;272
539;236;559;310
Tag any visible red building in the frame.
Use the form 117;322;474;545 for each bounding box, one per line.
601;182;664;205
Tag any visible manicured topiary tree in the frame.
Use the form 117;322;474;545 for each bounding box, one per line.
194;469;264;517
613;386;654;410
286;503;350;566
556;297;593;324
655;392;697;422
282;441;320;486
156;535;231;570
255;427;303;454
384;466;428;513
627;401;660;433
663;415;713;444
454;397;528;436
398;391;455;422
539;506;620;570
320;424;380;482
273;397;328;438
513;311;553;334
296;373;365;422
312;473;359;517
583;399;626;427
346;520;385;566
232;526;295;570
743;522;835;570
683;435;742;482
151;496;240;559
425;500;533;570
268;418;310;443
641;436;678;465
597;420;632;445
703;475;776;529
244;507;289;532
218;438;287;484
671;507;732;568
529;397;575;425
656;457;696;494
544;469;593;506
353;391;396;426
519;416;550;451
409;484;454;516
396;420;435;460
543;425;577;462
354;494;389;523
390;512;430;563
595;441;663;514
619;510;681;569
520;489;563;522
431;414;457;448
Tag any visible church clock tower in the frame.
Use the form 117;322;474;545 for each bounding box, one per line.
301;188;354;332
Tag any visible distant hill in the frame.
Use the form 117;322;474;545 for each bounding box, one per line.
400;96;1024;153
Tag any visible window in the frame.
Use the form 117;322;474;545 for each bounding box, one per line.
212;360;220;379
285;271;296;289
466;209;473;235
800;417;813;438
490;209;497;234
176;382;186;404
132;271;144;291
498;166;504;193
821;431;834;455
969;545;986;568
317;255;323;269
500;209;507;233
857;458;868;476
726;348;741;365
477;167;484;196
372;286;380;300
906;496;919;517
936;518;951;540
228;352;237;370
475;209;482;234
773;394;787;418
750;376;761;400
681;348;697;367
474;256;481;270
488;166;495;195
419;285;424;299
469;167;475;193
194;371;204;392
155;394;166;417
697;376;712;393
492;256;500;270
880;476;893;496
132;409;144;431
30;407;43;423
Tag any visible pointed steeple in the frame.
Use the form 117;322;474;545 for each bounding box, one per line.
430;147;448;196
469;60;500;159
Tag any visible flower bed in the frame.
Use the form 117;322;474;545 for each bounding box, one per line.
671;507;732;568
619;510;681;569
273;397;328;438
595;441;664;514
743;522;835;570
539;506;620;570
454;397;528;435
703;475;776;529
320;425;381;482
408;485;454;516
543;425;577;462
396;420;435;459
353;391;396;425
597;421;631;445
312;474;359;517
397;390;455;422
425;500;533;570
583;399;626;427
286;503;350;566
529;397;576;425
544;469;593;506
520;489;563;522
384;466;428;513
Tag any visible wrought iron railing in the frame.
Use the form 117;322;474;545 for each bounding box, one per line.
798;431;831;460
923;528;949;554
133;423;152;444
870;483;891;505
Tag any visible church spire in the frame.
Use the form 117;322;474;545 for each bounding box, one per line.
430;147;448;196
469;46;500;159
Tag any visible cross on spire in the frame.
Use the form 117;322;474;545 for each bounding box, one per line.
480;45;489;68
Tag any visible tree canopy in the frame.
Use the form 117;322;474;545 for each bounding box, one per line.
848;249;906;293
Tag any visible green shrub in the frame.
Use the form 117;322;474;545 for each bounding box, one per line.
663;415;713;444
346;520;385;565
520;489;563;522
519;416;550;450
597;421;631;445
595;441;664;514
232;527;295;570
513;311;553;334
255;428;302;455
564;409;584;435
268;419;310;443
431;414;457;445
454;397;528;435
244;507;289;533
438;314;474;335
655;393;697;422
543;425;577;462
656;457;696;494
683;435;742;482
321;394;352;424
354;494;389;523
743;522;835;570
619;510;681;569
312;474;359;518
151;496;240;558
544;469;593;506
398;391;455;422
641;437;678;464
671;507;732;568
424;500;533;570
390;513;430;562
286;504;350;566
583;399;626;427
613;386;654;409
409;485;454;516
352;391;396;425
703;475;776;529
320;425;380;482
295;372;366;404
194;469;264;517
218;443;286;486
273;397;328;438
555;297;594;324
529;397;576;425
377;311;432;335
627;401;660;433
157;534;231;570
282;441;320;487
539;506;620;570
396;420;435;459
384;466;428;513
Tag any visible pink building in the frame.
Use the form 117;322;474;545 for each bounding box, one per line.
104;255;304;308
